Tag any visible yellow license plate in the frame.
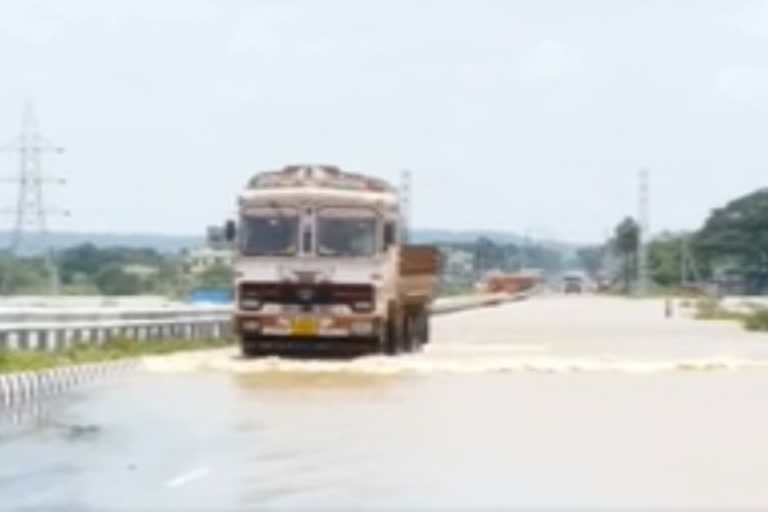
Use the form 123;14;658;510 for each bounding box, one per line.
291;316;318;336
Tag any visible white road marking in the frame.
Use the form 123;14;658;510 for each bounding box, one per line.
166;467;211;488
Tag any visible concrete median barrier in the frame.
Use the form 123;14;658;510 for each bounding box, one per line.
0;360;138;407
430;289;534;315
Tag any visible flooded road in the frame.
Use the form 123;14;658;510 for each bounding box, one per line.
3;296;768;510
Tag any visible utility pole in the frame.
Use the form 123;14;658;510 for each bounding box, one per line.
1;103;67;295
399;169;411;244
637;168;650;296
680;236;687;286
680;234;701;286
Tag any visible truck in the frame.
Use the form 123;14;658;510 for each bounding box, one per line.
224;164;440;357
562;272;585;294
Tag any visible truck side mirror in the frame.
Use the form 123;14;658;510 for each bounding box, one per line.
224;219;237;242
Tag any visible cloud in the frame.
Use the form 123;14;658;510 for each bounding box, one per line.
519;39;582;80
0;0;215;45
730;0;768;39
715;65;768;102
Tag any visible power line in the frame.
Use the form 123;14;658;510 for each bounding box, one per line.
0;103;68;295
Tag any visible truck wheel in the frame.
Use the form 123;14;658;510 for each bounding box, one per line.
383;303;402;355
418;308;430;346
406;307;429;348
404;311;420;352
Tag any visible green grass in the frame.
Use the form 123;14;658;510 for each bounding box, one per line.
743;309;768;331
694;298;745;321
690;298;768;333
0;336;234;374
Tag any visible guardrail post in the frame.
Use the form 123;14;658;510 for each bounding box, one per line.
18;330;29;350
31;330;42;351
55;329;66;351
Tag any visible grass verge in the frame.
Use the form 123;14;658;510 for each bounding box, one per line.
0;336;234;374
694;298;745;321
693;298;768;333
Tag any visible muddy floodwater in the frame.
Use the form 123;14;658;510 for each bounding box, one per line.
3;296;768;510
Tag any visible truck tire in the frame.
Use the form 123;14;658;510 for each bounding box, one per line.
383;302;403;355
403;311;420;353
417;307;430;346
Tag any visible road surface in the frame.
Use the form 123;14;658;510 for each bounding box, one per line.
3;296;768;510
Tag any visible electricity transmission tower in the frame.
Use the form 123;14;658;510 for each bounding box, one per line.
0;104;67;295
637;168;650;296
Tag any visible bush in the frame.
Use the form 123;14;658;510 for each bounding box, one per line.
694;299;745;321
743;309;768;331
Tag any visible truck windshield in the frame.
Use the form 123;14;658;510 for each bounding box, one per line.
317;208;377;257
241;210;299;256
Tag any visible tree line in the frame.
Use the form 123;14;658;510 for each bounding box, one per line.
0;244;232;296
578;187;768;293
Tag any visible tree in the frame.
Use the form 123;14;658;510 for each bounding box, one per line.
576;245;605;278
613;217;639;293
696;188;768;274
58;244;106;285
648;232;684;287
95;264;143;295
473;237;505;274
197;263;233;288
0;257;49;294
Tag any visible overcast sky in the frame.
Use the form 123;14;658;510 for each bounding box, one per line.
1;0;768;243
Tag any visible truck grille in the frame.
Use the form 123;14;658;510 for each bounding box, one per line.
239;282;374;308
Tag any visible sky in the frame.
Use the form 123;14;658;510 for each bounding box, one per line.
1;0;768;244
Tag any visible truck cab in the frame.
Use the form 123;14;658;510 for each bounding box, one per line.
227;164;438;356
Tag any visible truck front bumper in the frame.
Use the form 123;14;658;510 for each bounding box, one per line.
234;313;382;339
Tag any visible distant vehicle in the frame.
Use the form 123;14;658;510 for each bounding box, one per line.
563;274;584;294
480;270;542;294
224;164;440;356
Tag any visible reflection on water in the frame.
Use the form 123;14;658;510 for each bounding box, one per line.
231;370;403;392
4;371;768;509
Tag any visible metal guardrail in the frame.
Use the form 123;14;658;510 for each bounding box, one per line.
0;292;531;353
0;305;232;352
